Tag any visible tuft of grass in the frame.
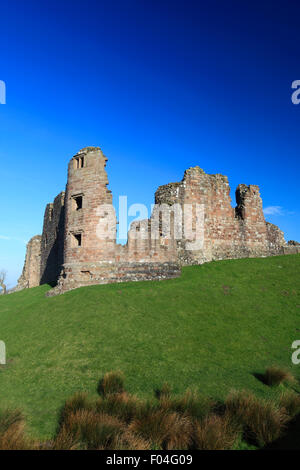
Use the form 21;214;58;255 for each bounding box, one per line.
0;409;24;434
129;406;193;450
155;382;172;400
2;376;300;449
0;422;31;450
98;371;125;397
58;409;126;450
159;389;214;421
263;367;295;387
279;392;300;418
96;392;141;423
50;425;80;450
0;410;32;450
111;430;150;450
193;413;240;450
58;392;93;429
225;391;290;447
163;413;193;450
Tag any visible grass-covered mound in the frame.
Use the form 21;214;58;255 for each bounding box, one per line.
0;254;299;439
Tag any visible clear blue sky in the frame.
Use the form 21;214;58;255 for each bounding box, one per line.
1;0;299;288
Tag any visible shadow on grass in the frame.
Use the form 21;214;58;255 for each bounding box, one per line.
263;414;300;450
253;372;300;395
253;372;268;386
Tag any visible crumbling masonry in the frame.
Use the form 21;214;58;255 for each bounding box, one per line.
17;147;299;293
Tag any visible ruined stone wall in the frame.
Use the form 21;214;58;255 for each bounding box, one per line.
284;240;300;254
60;147;118;291
155;167;286;265
282;245;300;255
266;222;286;255
40;192;65;286
17;235;42;289
56;147;179;293
63;147;115;265
18;146;293;294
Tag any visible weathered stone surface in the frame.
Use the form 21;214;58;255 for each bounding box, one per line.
40;192;65;286
282;245;300;255
46;261;179;297
288;240;300;246
155;168;287;264
266;222;286;254
55;147;180;293
17;236;42;289
18;146;293;294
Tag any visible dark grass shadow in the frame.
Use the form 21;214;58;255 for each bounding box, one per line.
97;378;105;396
263;414;300;450
253;372;300;393
253;372;268;386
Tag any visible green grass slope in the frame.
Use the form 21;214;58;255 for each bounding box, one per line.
0;255;299;439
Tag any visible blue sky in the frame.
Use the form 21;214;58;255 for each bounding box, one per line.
0;0;299;288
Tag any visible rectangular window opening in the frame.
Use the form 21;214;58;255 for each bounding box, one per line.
72;233;82;247
73;195;83;211
73;156;85;169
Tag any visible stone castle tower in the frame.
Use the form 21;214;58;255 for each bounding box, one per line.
17;146;298;294
61;147;117;290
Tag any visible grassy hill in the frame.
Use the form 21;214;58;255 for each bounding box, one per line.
0;254;299;439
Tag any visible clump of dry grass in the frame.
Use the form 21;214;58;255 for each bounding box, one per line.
225;391;290;447
0;409;23;434
50;426;81;450
98;371;125;397
159;389;213;421
2;370;298;450
58;409;126;450
111;430;150;450
264;367;295;387
56;407;150;450
0;410;32;450
155;383;172;400
163;413;193;450
58;391;94;428
279;392;300;418
0;422;31;450
193;413;240;450
96;392;142;423
129;406;193;449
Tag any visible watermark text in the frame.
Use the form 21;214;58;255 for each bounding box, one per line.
0;80;6;104
291;80;300;105
0;341;5;365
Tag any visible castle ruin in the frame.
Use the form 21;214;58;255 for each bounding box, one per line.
17;146;298;294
